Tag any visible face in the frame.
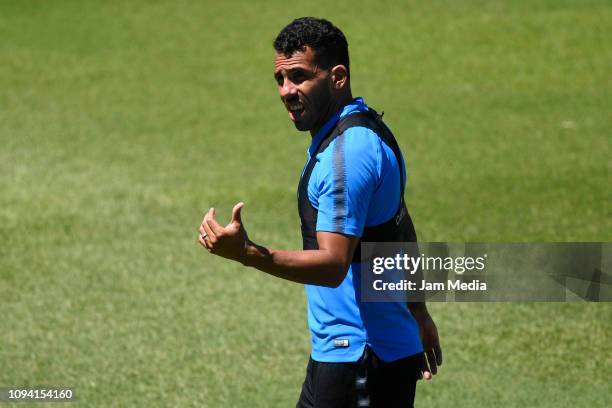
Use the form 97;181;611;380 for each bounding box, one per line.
274;47;334;133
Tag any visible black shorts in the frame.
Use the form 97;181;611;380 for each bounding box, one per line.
296;346;422;408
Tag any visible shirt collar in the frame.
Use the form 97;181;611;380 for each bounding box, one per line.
308;97;369;157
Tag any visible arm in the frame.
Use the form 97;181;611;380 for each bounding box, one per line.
408;302;443;380
198;202;359;288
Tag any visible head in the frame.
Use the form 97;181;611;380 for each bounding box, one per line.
273;17;352;134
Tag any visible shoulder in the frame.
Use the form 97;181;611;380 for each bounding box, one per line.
336;123;384;176
320;123;384;162
341;125;383;152
312;124;383;191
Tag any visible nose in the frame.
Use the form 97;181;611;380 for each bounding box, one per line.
279;78;297;101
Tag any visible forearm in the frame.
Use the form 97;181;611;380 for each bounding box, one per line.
241;240;347;287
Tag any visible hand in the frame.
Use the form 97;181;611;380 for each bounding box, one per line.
197;202;249;262
417;313;442;380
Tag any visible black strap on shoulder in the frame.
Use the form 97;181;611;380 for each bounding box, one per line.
337;108;406;198
298;107;416;254
308;108;406;199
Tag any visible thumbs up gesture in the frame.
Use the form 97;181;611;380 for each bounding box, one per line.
198;202;250;262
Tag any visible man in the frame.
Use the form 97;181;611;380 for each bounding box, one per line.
198;17;441;408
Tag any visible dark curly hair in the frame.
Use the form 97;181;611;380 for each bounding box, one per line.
273;17;350;76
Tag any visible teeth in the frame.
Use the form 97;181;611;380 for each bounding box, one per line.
288;104;303;111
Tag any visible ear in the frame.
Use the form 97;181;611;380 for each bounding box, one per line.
329;65;349;90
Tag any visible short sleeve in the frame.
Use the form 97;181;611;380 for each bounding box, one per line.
312;127;382;237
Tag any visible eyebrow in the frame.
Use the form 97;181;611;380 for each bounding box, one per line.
275;67;299;75
274;67;309;78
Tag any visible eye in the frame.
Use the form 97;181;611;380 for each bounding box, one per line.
290;71;307;84
274;74;283;86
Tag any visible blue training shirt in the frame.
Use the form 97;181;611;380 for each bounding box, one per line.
304;97;423;363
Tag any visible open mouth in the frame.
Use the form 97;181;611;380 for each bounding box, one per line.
286;103;304;120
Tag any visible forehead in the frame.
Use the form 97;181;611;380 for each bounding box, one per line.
274;47;317;74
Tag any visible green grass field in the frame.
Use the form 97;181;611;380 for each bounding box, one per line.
1;1;611;406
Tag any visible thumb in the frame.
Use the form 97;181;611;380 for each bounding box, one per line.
230;202;245;225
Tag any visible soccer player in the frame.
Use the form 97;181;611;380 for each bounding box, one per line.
198;17;441;408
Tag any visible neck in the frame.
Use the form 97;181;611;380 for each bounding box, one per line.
310;92;353;137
